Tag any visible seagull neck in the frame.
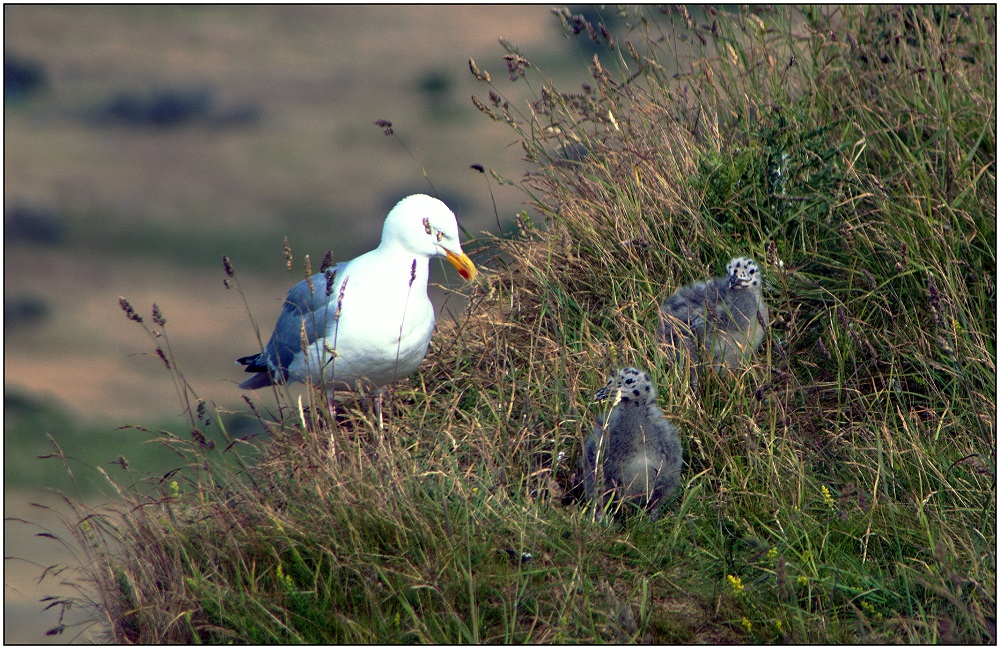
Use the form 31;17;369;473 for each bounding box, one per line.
370;241;430;285
376;238;420;256
615;400;650;423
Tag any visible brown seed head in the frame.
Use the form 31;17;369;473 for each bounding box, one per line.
374;118;394;136
862;268;876;290
299;321;309;353
503;53;529;81
222;255;235;278
468;58;491;83
472;95;499;120
242;394;260;418
152;303;166;327
590;54;606;81
816;336;830;360
191;427;213;449
626;40;639;62
325;268;337;298
283;237;293;271
599;23;613;47
335;277;349;320
119;297;143;323
837;305;849;329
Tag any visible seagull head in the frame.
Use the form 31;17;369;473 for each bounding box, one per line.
594;367;657;406
726;257;761;291
382;194;478;281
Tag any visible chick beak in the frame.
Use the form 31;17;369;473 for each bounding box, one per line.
593;386;622;406
444;248;478;281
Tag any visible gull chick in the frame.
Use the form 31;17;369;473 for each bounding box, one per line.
582;367;683;520
658;256;768;377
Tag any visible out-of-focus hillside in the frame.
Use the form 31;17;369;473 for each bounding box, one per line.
4;5;610;423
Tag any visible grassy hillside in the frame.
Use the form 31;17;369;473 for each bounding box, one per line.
37;6;994;643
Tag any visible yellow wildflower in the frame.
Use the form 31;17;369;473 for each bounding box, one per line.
821;485;835;510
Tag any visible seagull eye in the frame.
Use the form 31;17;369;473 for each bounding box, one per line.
436;231;444;242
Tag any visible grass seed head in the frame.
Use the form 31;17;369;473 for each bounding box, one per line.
118;296;142;323
152;303;166;327
325;268;337;298
283;236;293;271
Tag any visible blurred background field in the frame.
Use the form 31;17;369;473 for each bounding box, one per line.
4;5;626;642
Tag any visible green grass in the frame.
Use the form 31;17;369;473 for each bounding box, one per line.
25;6;995;643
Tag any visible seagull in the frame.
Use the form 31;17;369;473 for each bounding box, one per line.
582;367;683;521
236;194;477;405
658;256;768;380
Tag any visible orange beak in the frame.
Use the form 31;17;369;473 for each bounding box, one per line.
444;248;478;281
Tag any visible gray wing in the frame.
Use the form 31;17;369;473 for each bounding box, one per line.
260;264;345;380
659;280;713;346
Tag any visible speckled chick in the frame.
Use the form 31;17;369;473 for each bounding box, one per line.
658;257;768;372
582;367;683;520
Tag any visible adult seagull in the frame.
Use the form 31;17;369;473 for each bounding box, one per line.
237;194;477;400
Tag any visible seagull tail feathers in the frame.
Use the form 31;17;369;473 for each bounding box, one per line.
238;372;276;390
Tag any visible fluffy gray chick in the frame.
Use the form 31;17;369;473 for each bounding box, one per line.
582;367;683;520
658;257;768;373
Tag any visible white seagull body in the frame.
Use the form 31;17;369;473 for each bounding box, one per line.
237;194;477;393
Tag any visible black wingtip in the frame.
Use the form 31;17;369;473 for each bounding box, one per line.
236;354;267;373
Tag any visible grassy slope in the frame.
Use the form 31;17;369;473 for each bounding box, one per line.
38;7;995;643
